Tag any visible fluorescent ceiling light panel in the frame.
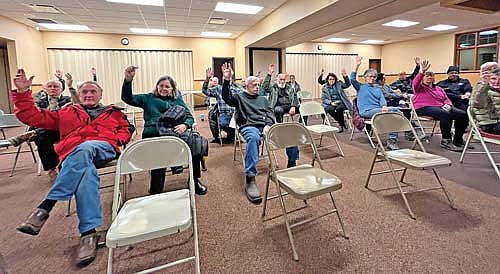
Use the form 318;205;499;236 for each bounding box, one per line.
106;0;164;6
214;2;263;15
360;39;384;44
38;23;91;31
201;31;232;38
130;28;168;35
382;19;419;28
424;24;457;31
327;37;351;42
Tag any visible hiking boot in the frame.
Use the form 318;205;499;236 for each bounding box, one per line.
76;233;99;267
386;139;400;151
440;139;463;152
287;160;297;168
453;139;474;150
8;130;36;147
194;179;207;195
17;208;49;236
245;176;262;204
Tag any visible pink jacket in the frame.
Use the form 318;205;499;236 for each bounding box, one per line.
412;72;452;110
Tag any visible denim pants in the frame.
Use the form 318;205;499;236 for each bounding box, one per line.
360;107;400;140
47;141;116;233
239;126;299;177
416;106;468;141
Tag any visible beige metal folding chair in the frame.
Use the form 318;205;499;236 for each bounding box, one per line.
409;96;438;142
460;107;500;180
365;112;455;219
299;101;344;157
106;136;200;274
262;123;348;261
348;98;376;148
297;91;313;102
208;97;223;146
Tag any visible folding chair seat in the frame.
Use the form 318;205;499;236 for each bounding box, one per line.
348;98;376;148
106;136;200;274
365;112;455;219
299;101;344;157
262;123;348;261
460;107;500;180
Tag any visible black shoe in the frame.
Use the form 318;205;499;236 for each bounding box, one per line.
245;176;262;204
453;140;474;150
337;127;344;133
287;160;297;168
210;138;221;144
441;139;463;152
194;179;207;195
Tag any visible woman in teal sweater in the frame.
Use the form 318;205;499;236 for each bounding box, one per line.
121;66;207;195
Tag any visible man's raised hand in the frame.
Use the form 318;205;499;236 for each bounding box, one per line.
124;66;138;81
14;69;34;93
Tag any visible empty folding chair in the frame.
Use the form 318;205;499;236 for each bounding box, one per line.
262;122;348;261
106;136;200;274
460;107;500;180
299;101;344;156
365;112;455;219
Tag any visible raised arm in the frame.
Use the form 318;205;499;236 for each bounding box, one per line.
412;59;430;93
65;72;80;104
202;68;219;97
221;63;238;107
91;67;97;82
350;56;362;91
121;66;144;107
408;57;421;80
262;64;275;94
55;69;65;91
317;69;326;85
340;68;351;88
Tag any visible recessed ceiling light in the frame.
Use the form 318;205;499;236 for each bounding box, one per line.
106;0;164;6
382;19;419;28
327;37;351;42
424;24;457;31
208;17;228;25
360;40;384;44
214;2;263;15
201;31;232;38
480;30;498;35
26;4;64;14
38;23;91;31
129;28;168;35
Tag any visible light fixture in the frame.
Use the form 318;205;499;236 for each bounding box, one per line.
38;23;91;31
201;31;232;38
360;40;384;44
327;37;351;42
106;0;164;6
214;2;263;15
129;28;168;35
480;30;498;35
382;19;419;28
424;24;457;31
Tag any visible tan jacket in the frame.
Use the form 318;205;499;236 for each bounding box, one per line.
470;81;500;125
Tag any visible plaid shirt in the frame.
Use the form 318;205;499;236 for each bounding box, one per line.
202;80;242;116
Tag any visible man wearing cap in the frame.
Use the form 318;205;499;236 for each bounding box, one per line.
437;65;473;111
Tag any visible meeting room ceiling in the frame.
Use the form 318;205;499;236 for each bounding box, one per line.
0;0;287;38
315;2;500;45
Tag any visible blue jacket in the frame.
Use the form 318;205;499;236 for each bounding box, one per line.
350;72;386;114
321;75;353;112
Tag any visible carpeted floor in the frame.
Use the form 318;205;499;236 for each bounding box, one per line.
1;110;500;274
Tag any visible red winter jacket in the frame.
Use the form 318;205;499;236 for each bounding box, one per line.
11;90;132;162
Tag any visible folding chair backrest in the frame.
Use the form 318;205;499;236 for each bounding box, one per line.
266;122;313;151
298;91;313;100
372;112;413;134
117;137;191;175
0;114;25;128
299;101;325;117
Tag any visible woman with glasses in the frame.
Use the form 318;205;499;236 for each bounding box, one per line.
321;69;352;132
350;56;400;150
121;66;208;195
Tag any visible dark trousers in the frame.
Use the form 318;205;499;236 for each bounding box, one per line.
324;103;347;127
209;106;235;140
274;105;303;123
150;154;202;194
480;123;500;135
416;106;468;142
33;129;60;171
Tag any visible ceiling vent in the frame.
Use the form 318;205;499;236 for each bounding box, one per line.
207;17;228;25
441;0;500;14
28;18;58;24
26;4;64;14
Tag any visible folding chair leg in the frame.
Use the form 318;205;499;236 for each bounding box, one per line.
107;247;113;274
66;198;72;217
364;150;378;189
431;169;456;209
329;192;348;239
276;183;299;261
459;129;474;163
387;161;416;219
1;128;5;139
349;126;355;141
9;145;23;177
430;120;438;137
318;135;324;147
364;127;376;148
331;133;344;157
399;168;408;183
261;170;272;218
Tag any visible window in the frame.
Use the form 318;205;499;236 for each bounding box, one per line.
455;27;499;71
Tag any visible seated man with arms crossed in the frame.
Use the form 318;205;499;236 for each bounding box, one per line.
13;69;134;267
221;63;299;204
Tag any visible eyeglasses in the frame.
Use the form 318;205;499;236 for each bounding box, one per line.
366;75;377;78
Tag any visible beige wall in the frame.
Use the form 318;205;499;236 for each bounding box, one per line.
381;33;455;74
0;16;47;84
286;42;382;72
42;32;235;81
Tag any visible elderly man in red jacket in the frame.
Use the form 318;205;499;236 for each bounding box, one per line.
12;69;134;267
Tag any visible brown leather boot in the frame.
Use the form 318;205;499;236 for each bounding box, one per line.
17;208;49;236
76;233;99;267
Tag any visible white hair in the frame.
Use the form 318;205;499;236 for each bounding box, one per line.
45;79;62;88
245;76;259;86
480;62;499;72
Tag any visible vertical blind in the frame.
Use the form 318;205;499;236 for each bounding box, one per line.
286;53;357;98
47;49;193;104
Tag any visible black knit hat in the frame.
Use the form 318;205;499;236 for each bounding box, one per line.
447;65;460;74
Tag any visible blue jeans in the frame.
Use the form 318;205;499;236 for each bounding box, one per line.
360;107;400;140
47;141;116;233
239;126;299;177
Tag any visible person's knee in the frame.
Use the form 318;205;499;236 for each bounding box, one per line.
246;132;261;143
71;141;97;158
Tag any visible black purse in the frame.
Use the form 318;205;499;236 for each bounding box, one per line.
157;105;186;136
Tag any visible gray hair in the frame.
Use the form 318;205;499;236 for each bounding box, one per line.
363;69;377;77
245;76;259;86
77;81;103;93
481;62;499;72
424;71;435;77
45;79;62;89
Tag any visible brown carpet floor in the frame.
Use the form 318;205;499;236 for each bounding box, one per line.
1;110;500;274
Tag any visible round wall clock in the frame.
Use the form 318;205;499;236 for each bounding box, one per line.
120;37;129;46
